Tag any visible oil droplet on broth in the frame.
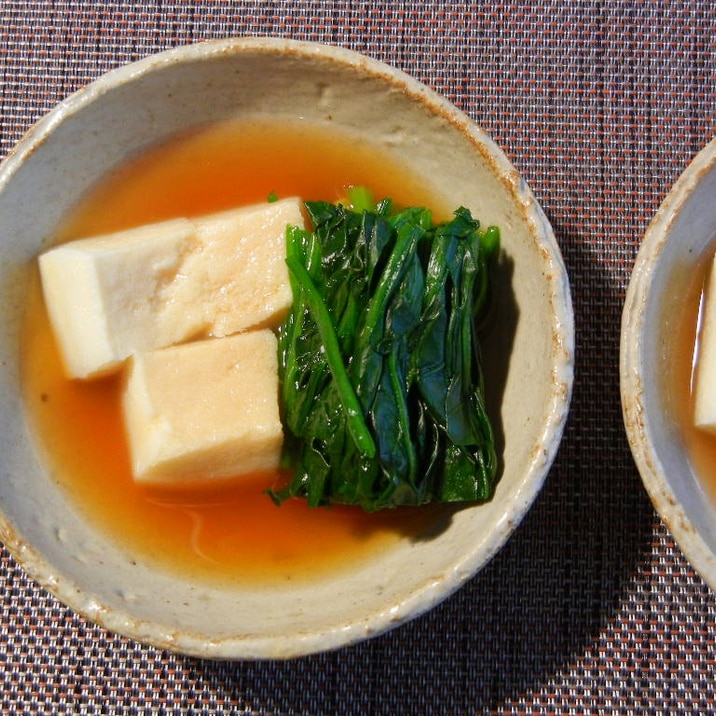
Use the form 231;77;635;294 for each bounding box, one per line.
21;116;450;587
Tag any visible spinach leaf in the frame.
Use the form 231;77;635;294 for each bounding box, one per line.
273;198;499;511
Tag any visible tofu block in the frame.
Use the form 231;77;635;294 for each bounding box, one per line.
122;329;283;484
695;255;716;432
191;199;299;338
39;218;202;379
38;198;303;379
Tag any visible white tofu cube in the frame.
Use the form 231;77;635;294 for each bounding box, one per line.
38;198;304;379
191;199;301;337
39;219;203;379
122;329;283;484
695;255;716;432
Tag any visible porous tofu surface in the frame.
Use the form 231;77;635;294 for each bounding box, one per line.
38;198;303;379
39;218;201;379
122;330;283;484
695;254;716;432
192;200;300;337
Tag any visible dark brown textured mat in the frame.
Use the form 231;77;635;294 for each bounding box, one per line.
1;2;714;713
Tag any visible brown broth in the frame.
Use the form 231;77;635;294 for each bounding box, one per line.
21;117;448;587
667;250;716;503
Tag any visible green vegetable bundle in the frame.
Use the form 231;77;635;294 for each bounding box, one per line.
273;194;500;512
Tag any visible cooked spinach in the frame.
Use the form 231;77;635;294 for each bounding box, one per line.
272;194;500;511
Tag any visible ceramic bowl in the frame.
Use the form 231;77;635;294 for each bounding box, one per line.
621;137;716;589
0;37;574;658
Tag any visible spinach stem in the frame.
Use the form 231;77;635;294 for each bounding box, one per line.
286;255;377;459
388;348;417;485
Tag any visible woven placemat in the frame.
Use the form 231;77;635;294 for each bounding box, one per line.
1;1;715;713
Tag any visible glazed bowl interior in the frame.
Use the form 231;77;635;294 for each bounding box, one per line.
0;38;573;658
621;138;716;587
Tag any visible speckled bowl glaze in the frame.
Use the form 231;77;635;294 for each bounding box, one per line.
621;137;716;591
0;38;574;658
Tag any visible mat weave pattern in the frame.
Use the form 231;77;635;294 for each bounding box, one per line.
1;2;715;713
